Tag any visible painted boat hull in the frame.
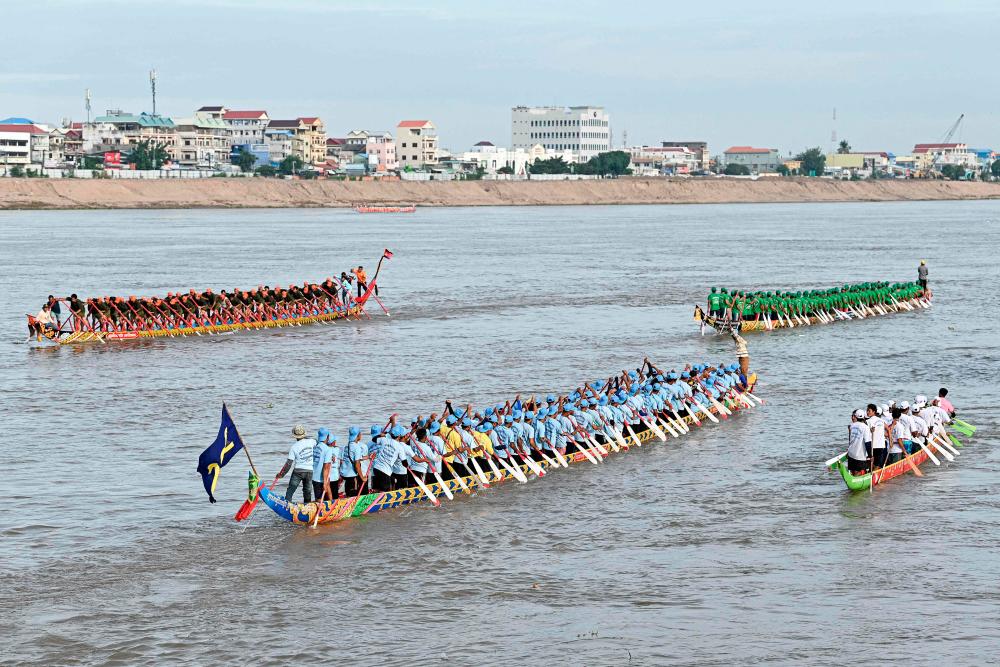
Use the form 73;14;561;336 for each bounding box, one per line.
260;393;754;526
30;305;367;346
835;447;930;491
699;297;928;334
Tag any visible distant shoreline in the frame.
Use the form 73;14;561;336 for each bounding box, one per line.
1;177;998;210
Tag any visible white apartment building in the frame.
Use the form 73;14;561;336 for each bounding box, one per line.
396;120;437;170
629;145;699;175
461;141;534;175
511;106;610;160
223;110;270;148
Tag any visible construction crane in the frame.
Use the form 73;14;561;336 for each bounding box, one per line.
939;114;964;144
930;114;965;176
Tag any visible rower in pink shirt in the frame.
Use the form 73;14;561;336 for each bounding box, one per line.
936;388;955;416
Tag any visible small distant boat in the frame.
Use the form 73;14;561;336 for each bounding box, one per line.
355;205;416;214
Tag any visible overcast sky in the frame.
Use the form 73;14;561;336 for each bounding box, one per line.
3;0;997;156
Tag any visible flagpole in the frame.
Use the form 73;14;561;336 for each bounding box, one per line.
224;403;258;477
372;248;391;284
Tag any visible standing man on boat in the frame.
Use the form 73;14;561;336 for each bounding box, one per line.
866;404;888;469
731;331;750;376
917;260;929;291
276;425;317;503
311;428;338;503
847;410;870;474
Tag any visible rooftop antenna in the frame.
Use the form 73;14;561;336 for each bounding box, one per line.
85;88;92;126
831;107;837;151
149;68;157;116
623;129;628;148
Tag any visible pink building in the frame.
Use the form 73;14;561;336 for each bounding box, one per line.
346;129;397;172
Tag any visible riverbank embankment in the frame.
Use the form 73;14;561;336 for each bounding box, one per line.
1;177;998;210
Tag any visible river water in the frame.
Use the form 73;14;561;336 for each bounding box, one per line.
1;202;998;666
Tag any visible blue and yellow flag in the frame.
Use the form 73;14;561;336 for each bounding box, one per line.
197;404;245;503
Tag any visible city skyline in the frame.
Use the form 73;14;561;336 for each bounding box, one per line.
4;0;999;155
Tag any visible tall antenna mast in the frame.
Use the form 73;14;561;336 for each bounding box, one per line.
831;107;837;149
149;68;157;116
85;88;92;125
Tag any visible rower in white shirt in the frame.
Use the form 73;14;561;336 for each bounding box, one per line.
866;404;888;469
846;409;871;474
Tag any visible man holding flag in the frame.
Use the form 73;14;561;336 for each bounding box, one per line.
197;404;256;503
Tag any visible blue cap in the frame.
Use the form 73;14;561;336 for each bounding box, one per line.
484;407;494;416
681;371;690;379
349;426;360;438
598;396;608;405
525;410;535;419
628;370;638;379
656;374;664;382
513;410;523;419
390;425;406;437
537;407;547;418
462;417;472;427
429;421;441;434
546;394;556;403
504;415;513;423
317;427;330;441
667;372;678;380
370;424;381;436
446;415;457;425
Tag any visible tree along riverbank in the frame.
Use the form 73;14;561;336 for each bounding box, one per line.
1;177;999;210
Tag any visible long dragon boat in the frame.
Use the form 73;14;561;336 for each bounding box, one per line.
695;280;931;334
826;424;973;492
27;252;392;346
257;374;760;527
30;300;373;346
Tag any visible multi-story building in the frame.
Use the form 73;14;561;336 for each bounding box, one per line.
264;127;293;165
629;145;698;175
346;129;398;172
912;143;978;171
396;120;437;170
267;117;325;164
196;105;228;120
175;115;231;169
661;141;709;171
461;141;534;176
0;123;42;168
223;110;270;149
87;111;179;162
62;124;85;162
721;146;781;173
297;117;327;164
511;106;610;161
267;119;308;162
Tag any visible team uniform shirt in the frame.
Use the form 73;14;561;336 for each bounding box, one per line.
847;422;869;461
909;414;928;442
426;435;446;474
889;421;909;454
492;427;512;459
407;439;432;474
544;417;561;450
312;442;339;483
391;441;416;475
340;439;368;478
288;438;317;471
371;436;400;476
438;424;467;464
867;416;887;451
